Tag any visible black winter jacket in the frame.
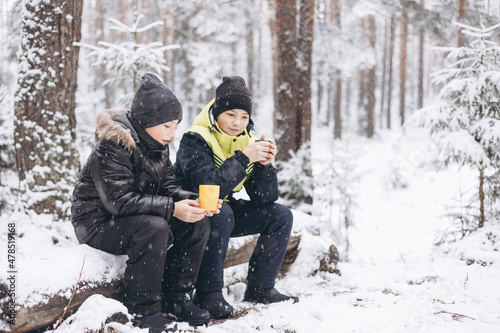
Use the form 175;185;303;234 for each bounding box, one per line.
174;108;279;206
71;109;197;243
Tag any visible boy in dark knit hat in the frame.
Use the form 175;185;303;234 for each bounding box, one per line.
174;76;298;320
72;73;221;332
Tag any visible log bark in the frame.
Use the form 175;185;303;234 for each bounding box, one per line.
224;235;301;276
4;281;123;333
3;236;301;333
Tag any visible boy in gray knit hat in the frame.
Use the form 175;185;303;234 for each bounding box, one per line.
72;73;222;332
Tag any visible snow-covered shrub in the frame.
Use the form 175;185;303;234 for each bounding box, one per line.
440;222;500;266
313;138;361;259
414;19;500;232
276;143;314;214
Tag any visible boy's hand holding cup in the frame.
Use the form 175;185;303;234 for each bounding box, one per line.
255;135;276;165
242;135;276;165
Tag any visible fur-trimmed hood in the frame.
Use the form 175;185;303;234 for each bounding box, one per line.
72;111;196;244
95;109;136;151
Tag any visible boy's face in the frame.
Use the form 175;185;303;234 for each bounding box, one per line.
145;119;179;145
216;109;249;136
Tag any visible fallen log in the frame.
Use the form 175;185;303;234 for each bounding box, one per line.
10;281;123;333
224;235;301;275
3;235;301;333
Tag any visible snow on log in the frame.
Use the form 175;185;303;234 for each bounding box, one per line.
1;236;301;333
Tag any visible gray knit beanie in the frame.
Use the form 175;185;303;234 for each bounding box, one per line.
131;73;182;128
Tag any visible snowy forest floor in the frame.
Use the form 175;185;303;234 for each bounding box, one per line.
1;126;500;333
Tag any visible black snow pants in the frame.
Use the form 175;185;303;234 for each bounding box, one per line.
86;214;210;316
196;200;293;293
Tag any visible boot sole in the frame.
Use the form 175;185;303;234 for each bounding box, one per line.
165;313;210;326
243;296;299;304
209;311;234;320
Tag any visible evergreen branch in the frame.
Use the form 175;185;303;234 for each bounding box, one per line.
133;21;164;34
108;17;136;34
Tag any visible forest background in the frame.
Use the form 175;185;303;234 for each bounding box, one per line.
1;0;499;223
1;0;500;331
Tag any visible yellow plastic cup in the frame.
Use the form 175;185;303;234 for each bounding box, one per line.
199;185;220;211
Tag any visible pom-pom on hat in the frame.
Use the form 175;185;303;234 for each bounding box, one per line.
212;76;252;119
131;73;183;128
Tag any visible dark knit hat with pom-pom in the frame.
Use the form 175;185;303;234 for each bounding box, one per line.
212;76;252;119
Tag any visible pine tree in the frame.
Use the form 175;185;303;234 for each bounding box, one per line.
76;13;179;98
417;17;500;230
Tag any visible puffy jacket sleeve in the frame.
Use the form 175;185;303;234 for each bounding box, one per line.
159;157;199;201
244;163;279;207
90;139;173;219
176;132;249;199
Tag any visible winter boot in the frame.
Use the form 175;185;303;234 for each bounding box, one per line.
194;291;234;319
243;287;299;304
162;299;210;326
136;312;178;333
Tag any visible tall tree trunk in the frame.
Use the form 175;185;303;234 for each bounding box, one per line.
327;71;333;125
345;77;352;122
268;0;279;113
247;2;255;98
96;0;104;91
14;0;83;219
0;0;5;84
334;69;342;139
418;0;425;109
358;66;366;112
186;8;196;123
358;15;376;138
297;0;315;147
119;0;128;42
274;0;300;162
247;27;254;93
256;0;263;103
366;15;376;138
332;0;342;139
150;0;161;42
316;57;324;119
97;0;115;106
399;6;408;126
387;14;395;129
274;0;315;208
358;15;366;125
379;17;389;129
162;1;176;88
458;0;466;46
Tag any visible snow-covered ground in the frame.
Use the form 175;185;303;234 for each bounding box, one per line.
1;126;499;333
